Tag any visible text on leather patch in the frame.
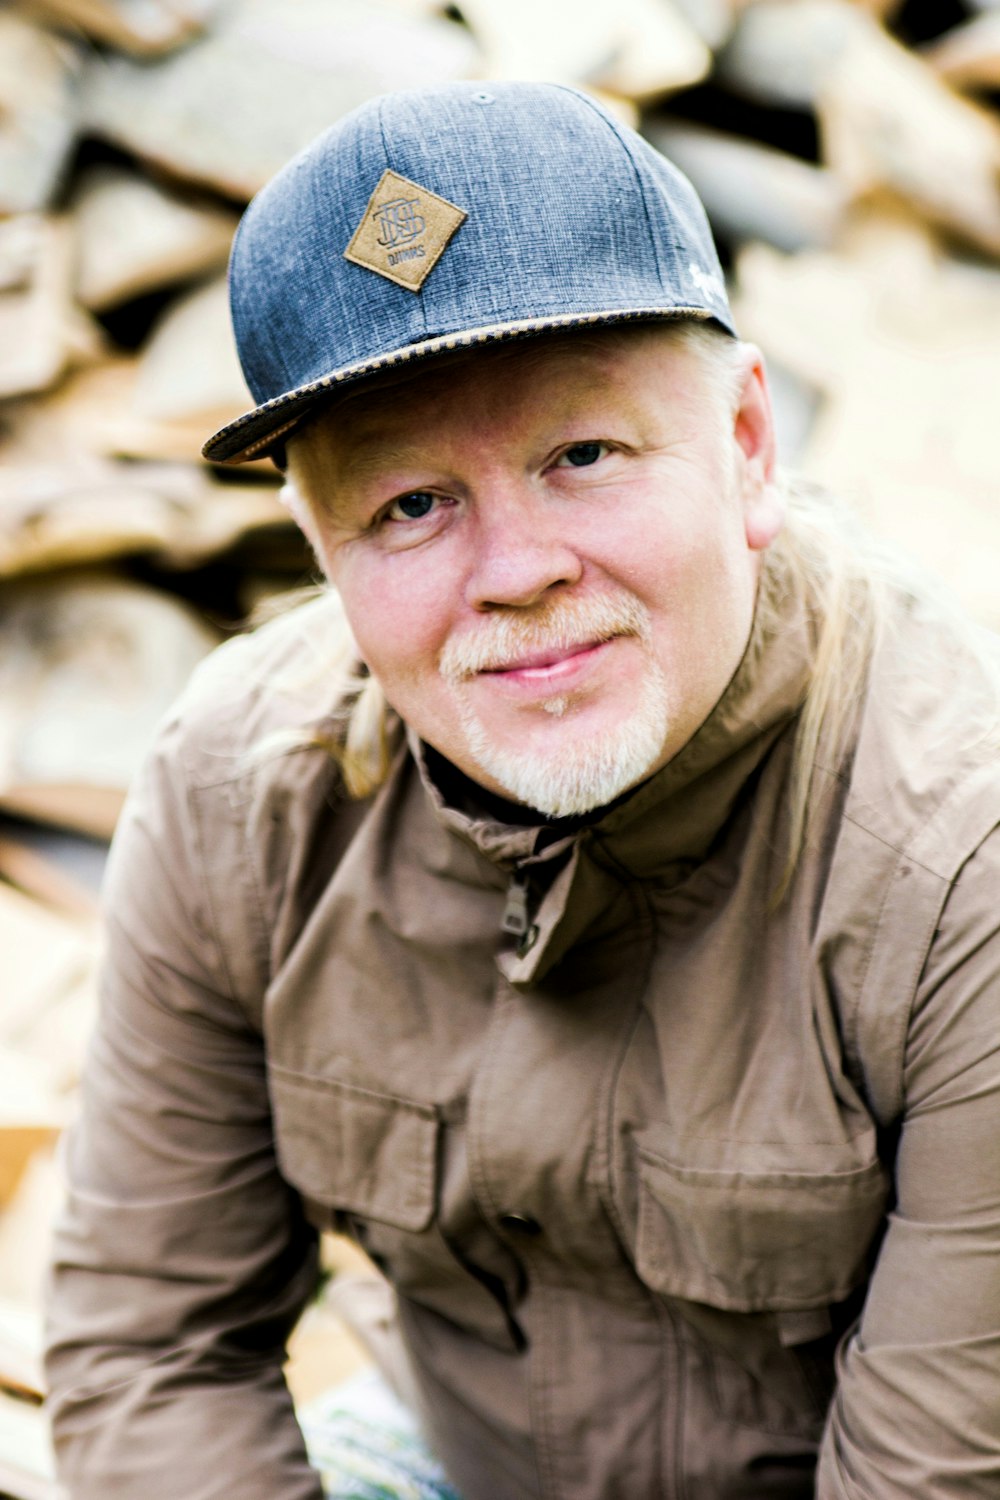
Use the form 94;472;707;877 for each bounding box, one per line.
344;169;467;292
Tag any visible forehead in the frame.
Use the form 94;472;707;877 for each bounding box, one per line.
292;324;714;478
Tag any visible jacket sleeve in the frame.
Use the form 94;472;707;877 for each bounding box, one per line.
817;825;1000;1497
44;709;325;1500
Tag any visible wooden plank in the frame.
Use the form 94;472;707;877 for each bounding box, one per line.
0;1149;64;1296
80;0;478;199
646;119;848;251
460;0;708;97
0;838;98;920
0;216;104;401
0;886;94;1052
0;13;82;215
923;13;1000;91
14;0;218;57
73;165;236;312
0;573;219;838
734;210;1000;627
818;10;1000;257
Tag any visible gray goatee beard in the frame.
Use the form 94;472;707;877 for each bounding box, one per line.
439;592;670;818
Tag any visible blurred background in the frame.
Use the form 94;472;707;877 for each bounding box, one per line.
3;0;1000;1488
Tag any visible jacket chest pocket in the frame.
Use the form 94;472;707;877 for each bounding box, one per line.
268;1065;522;1351
633;1130;889;1438
635;1136;889;1313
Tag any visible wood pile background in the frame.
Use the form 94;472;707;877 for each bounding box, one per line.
2;0;1000;1489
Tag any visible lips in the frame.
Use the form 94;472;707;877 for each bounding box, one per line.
469;639;620;700
438;591;651;686
481;639;605;675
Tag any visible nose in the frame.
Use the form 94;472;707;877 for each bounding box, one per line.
464;486;583;610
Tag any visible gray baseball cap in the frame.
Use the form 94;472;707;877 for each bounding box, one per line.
203;80;736;465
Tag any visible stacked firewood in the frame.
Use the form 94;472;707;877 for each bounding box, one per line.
2;1;1000;1489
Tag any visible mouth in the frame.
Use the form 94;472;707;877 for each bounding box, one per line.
480;638;609;677
438;591;651;691
467;637;624;698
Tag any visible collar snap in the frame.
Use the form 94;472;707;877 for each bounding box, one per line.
517;922;540;958
499;1212;542;1237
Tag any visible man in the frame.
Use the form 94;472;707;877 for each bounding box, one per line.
46;81;1000;1499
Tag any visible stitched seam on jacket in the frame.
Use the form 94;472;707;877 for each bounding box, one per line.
185;780;242;1013
184;778;270;1032
849;767;1000;1120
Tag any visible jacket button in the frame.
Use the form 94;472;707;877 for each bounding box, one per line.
499;1212;542;1237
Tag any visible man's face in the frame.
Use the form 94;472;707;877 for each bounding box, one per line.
288;327;782;816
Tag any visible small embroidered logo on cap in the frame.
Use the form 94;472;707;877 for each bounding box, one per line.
687;261;725;301
345;169;467;292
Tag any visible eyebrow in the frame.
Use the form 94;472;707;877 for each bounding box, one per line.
317;374;649;499
332;441;443;506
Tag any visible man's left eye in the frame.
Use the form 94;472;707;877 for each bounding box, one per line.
555;442;608;469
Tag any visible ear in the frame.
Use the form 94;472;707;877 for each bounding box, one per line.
731;346;784;552
279;477;338;583
278;477;310;530
279;478;322;553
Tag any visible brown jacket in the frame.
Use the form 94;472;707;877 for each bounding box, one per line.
46;557;1000;1498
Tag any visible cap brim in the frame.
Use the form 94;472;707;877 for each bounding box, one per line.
202;305;726;465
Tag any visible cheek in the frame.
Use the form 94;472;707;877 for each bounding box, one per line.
635;509;758;658
334;554;452;686
600;496;731;604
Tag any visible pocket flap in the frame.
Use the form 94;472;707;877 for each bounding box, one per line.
269;1066;438;1232
635;1134;888;1314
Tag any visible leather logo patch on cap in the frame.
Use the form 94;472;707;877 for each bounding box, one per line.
344;169;467;292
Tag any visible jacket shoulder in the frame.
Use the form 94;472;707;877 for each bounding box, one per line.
841;590;1000;872
819;590;1000;1122
160;589;355;791
119;592;369;1018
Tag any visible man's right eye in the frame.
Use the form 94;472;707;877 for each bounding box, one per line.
385;491;438;522
552;441;611;469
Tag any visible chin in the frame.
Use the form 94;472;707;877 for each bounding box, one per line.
461;693;671;820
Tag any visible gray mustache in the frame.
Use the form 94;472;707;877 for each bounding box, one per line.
439;592;651;682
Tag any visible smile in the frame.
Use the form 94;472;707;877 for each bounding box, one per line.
476;638;617;691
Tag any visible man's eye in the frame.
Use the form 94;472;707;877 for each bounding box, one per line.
556;442;608;469
385;491;438;522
